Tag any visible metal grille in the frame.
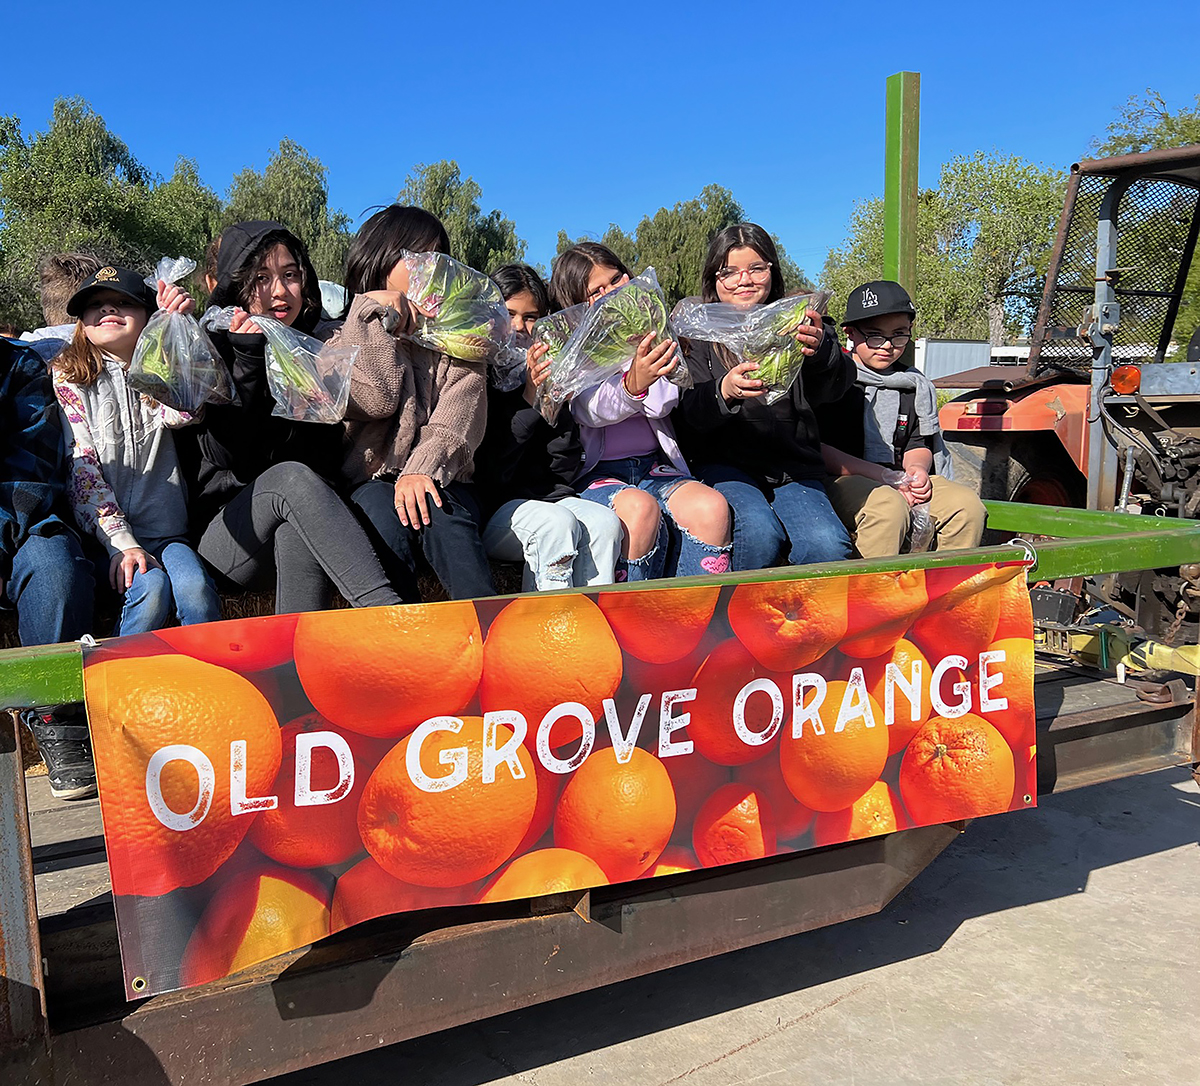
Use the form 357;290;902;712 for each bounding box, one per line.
1033;174;1200;377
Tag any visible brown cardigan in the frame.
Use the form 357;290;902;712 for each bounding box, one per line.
333;294;487;488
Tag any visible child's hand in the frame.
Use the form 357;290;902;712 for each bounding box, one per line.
720;361;766;404
157;279;195;316
362;290;421;332
624;334;679;397
394;473;442;529
523;342;552;405
789;309;825;357
229;308;263;335
110;548;161;593
905;466;933;503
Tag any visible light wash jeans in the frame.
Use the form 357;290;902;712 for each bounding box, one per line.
117;540;220;636
483;497;623;591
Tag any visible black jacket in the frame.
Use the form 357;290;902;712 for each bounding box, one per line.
185;221;344;526
474;384;585;517
818;360;931;469
675;317;855;487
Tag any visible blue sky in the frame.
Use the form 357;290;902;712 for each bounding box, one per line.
4;0;1198;281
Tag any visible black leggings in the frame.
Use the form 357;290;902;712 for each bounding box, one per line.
199;462;402;614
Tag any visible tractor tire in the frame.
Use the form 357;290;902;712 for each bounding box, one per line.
944;433;1086;507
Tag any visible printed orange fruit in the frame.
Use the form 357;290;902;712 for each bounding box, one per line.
778;679;889;812
641;845;700;877
155;613;299;673
862;638;942;756
294;602;482;739
736;754;815;842
515;754;565;854
686;638;788;766
812;781;907;846
248;713;390;869
554;747;675;882
598;584;721;663
481;848;608;902
358;716;536;887
331;857;480;932
993;570;1034;640
692;782;777;866
910;564;1016;662
84;655;281;898
840;569;928;659
180;864;331;987
899;713;1017;823
479;595;622;746
969;636;1036;751
663;752;731;842
728;577;849;671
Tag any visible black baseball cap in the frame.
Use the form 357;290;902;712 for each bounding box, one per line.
66;266;158;317
841;280;916;326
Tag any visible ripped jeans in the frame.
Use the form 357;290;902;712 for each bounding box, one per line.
576;456;732;582
483;497;624;592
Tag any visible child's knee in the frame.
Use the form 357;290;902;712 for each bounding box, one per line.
670;485;731;545
612;489;662;556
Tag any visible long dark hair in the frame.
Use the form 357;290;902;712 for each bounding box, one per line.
491;263;550;316
700;223;785;304
232;229;323;324
344;206;451;294
549;242;631;310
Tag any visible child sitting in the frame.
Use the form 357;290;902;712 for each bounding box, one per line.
821;280;986;556
52;266;220;634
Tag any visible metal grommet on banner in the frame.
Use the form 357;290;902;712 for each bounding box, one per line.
1005;537;1038;573
131;976;148;993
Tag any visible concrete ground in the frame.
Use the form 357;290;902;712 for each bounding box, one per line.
277;765;1200;1086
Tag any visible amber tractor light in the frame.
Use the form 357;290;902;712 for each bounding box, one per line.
1111;365;1142;395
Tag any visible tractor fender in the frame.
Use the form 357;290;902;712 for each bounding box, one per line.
939;383;1089;476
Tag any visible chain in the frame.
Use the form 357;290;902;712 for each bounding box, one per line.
1161;592;1191;646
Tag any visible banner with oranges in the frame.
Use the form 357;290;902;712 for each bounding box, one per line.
81;562;1035;997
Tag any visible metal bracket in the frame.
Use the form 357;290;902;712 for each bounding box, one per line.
1006;537;1039;573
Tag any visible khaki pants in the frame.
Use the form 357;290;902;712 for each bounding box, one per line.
827;474;987;558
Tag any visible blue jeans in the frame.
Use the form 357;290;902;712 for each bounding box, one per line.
484;497;623;591
696;464;851;572
351;478;495;602
577;456;732;581
117;541;220;636
4;531;94;647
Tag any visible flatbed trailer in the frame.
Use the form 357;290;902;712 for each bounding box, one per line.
2;502;1198;1085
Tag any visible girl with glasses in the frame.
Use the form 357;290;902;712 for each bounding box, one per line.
674;223;854;571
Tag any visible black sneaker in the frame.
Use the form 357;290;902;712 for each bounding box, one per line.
20;704;98;801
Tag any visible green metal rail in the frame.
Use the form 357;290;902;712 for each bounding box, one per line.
2;502;1198;714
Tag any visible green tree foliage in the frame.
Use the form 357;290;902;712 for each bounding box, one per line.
556;185;811;306
398;160;525;273
1093;90;1200;347
222;138;352;281
0;98;219;328
821;153;1064;345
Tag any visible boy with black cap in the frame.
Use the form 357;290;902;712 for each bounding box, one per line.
820;280;986;557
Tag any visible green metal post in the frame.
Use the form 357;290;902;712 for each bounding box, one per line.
883;71;920;294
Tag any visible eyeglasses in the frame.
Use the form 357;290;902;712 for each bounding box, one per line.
715;262;772;285
862;332;912;349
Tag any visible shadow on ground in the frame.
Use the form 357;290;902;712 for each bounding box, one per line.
273;765;1199;1086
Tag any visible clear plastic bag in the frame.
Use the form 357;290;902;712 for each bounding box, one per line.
401;250;514;366
880;470;936;552
908;503;935;553
531;302;589;423
200;307;357;424
127;257;232;413
671;290;831;404
535;268;692;423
